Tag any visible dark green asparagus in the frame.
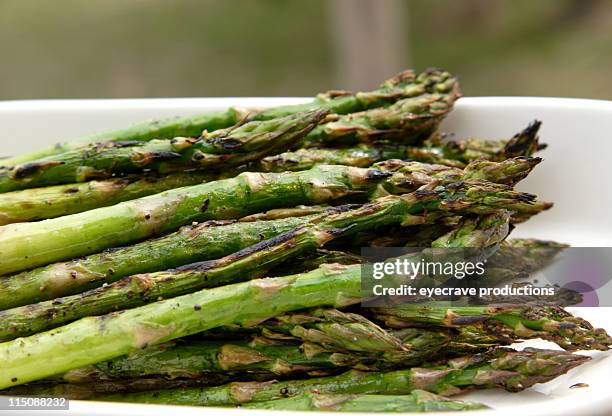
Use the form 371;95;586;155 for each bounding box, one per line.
0;215;315;311
405;120;544;167
259;120;542;173
99;347;589;405
370;301;612;351
300;92;459;148
0;261;366;389
0;156;545;276
0;164;392;275
0;109;327;192
2;68;457;166
0;180;535;339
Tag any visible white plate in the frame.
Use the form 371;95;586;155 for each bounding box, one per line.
0;97;610;416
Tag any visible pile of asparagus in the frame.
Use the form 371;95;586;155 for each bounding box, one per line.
0;68;609;413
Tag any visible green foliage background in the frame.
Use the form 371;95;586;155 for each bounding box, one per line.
0;0;610;99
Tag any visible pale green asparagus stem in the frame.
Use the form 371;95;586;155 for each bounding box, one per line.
0;164;390;275
0;172;216;225
0;215;314;311
0;263;363;389
0;181;528;339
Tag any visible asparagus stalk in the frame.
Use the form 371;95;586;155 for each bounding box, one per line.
243;391;488;412
0;154;548;276
259;146;406;172
0;109;327;192
62;338;363;382
2;68;456;166
238;205;327;222
376;161;552;221
406;120;544;167
259;121;541;173
370;302;612;351
0;164;391;275
375;156;543;190
0;215;314;311
281;209;508;274
300;92;459;148
268;249;364;276
0;262;364;389
0;377;228;400
0;172;218;225
64;295;596;384
99;347;589;405
52;210;518;384
0;109;248;167
430;211;511;248
0;181;530;339
258;68;459;120
57;319;502;384
61;325;454;383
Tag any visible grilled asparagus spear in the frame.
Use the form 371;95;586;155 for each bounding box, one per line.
0;262;364;389
259;121;543;172
0;109;327;192
0;182;526;339
0;164;391;275
1;68;457;166
0;156;547;276
0;215;314;311
99;347;589;405
0;172;217;225
405;120;544;167
370;302;612;351
300;92;458;148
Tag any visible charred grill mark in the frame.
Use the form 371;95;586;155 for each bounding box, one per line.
323;203;362;215
176;229;301;272
13;161;65;179
108;141;143;148
517;192;537;203
200;198;210;213
519;120;542;140
504;120;542;156
132;151;182;167
364;169;392;182
192;151;205;161
324;224;356;237
63;187;80;194
414;188;438;199
80;168;111;182
147;151;182;162
212;137;244;151
448;315;489;325
443;181;464;191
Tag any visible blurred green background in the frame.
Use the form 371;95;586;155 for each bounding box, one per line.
1;0;610;100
